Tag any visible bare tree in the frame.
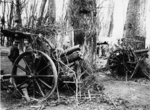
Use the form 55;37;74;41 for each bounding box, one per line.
25;0;38;29
8;0;14;29
15;0;22;28
1;0;6;46
44;0;56;24
37;0;47;26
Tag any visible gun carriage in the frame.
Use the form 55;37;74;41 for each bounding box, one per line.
1;29;89;102
107;38;150;79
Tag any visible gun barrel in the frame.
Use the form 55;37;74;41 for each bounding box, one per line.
1;29;31;40
61;51;82;64
60;45;80;57
134;49;150;54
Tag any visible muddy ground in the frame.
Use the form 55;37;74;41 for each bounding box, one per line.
1;47;150;110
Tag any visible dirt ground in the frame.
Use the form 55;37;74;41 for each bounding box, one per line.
1;47;150;110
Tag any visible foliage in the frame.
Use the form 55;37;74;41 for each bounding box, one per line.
68;0;97;65
68;0;95;31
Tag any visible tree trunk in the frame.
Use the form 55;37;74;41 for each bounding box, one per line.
44;0;56;24
37;0;47;26
2;0;6;29
69;0;97;65
8;0;14;29
124;0;148;49
1;0;6;46
15;0;23;51
55;0;74;48
96;0;114;39
28;1;38;29
146;1;150;48
15;0;22;28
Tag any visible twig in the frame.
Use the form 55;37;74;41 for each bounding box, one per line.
31;105;45;110
130;58;144;79
38;105;45;110
140;65;150;79
105;93;118;109
31;105;41;108
88;90;91;101
30;97;39;102
75;73;79;106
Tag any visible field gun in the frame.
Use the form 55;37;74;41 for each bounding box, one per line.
107;45;150;79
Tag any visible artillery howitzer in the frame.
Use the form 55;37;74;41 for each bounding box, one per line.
107;39;150;80
1;29;90;102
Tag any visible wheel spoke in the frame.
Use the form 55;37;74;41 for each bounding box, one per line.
113;56;121;62
16;64;30;74
37;64;51;74
33;81;35;98
109;64;119;67
42;57;48;64
23;58;32;72
13;75;29;78
27;80;35;94
35;79;45;97
109;59;119;63
35;56;42;72
127;61;136;64
38;78;52;89
36;75;54;78
16;79;29;88
32;53;37;70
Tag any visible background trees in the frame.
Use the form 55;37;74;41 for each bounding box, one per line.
37;0;47;26
0;0;150;64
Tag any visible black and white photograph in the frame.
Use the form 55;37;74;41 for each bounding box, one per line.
0;0;150;110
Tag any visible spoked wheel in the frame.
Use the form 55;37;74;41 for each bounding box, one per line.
11;50;57;102
107;48;137;78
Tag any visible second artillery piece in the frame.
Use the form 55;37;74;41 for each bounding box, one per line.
107;38;150;80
